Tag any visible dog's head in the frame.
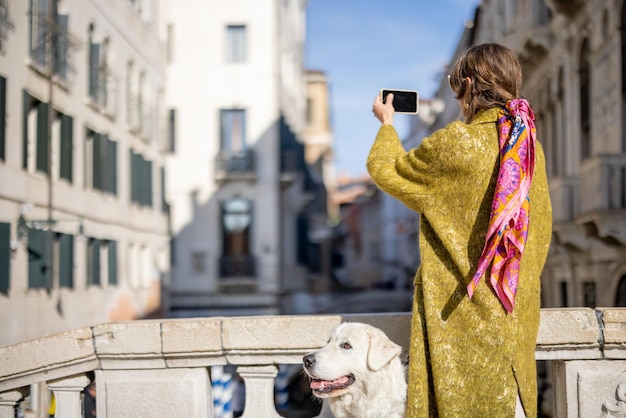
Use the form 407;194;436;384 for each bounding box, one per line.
302;322;402;398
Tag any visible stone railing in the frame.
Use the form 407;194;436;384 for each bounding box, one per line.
1;308;626;418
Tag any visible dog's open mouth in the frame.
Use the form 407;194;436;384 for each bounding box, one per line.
309;374;355;394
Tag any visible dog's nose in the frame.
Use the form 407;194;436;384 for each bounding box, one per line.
303;354;315;368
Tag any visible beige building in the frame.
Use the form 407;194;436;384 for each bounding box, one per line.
0;0;170;348
164;0;319;317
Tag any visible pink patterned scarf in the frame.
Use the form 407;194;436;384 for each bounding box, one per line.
467;99;537;313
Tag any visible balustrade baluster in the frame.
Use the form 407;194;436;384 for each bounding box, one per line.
47;374;91;418
237;365;282;418
0;388;29;418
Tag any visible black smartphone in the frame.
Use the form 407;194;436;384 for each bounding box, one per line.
380;89;419;114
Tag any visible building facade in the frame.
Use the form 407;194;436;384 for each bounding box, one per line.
0;0;170;348
406;0;626;310
469;0;626;308
164;0;316;317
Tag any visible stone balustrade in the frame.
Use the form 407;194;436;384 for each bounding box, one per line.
1;308;626;417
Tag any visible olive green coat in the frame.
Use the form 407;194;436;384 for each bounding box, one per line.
366;108;552;417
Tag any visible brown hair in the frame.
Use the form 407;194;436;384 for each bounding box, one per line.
448;43;522;123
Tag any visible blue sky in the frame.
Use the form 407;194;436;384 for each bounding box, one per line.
306;0;481;177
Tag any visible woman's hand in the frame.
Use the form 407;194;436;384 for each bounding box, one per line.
372;93;395;125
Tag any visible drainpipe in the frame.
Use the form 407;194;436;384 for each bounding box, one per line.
46;0;55;290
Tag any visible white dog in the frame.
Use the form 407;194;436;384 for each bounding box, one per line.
302;322;407;418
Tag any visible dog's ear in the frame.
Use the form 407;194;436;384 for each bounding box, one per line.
367;328;402;371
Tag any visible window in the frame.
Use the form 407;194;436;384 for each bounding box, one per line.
28;0;69;79
167;108;176;152
220;109;246;154
106;240;117;285
616;276;626;306
582;281;596;308
22;91;49;174
226;25;246;63
579;38;591;160
191;251;206;274
559;281;568;307
88;24;112;112
58;113;73;182
87;238;100;286
0;0;15;55
87;238;118;287
85;129;117;195
0;222;10;293
220;198;254;277
57;232;73;288
22;91;73;180
130;149;153;207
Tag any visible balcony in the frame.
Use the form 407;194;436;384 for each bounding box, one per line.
577;154;626;245
1;308;626;417
543;0;585;18
215;151;257;183
219;254;255;277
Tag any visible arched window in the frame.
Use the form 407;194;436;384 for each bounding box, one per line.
615;275;626;306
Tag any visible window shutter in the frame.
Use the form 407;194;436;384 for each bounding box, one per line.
146;159;153;207
55;14;68;80
28;229;51;289
130;149;136;202
93;133;102;190
107;136;117;195
0;76;6;161
35;0;48;68
108;240;117;285
168;109;176;152
22;90;30;169
0;222;10;293
89;42;100;100
36;101;49;173
60;114;73;182
88;238;101;286
59;233;73;288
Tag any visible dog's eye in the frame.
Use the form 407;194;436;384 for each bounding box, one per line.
342;342;352;350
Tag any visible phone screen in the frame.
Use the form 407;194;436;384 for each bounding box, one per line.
381;89;419;114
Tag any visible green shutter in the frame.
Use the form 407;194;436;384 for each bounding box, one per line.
55;14;68;80
93;133;101;190
130;150;137;203
28;229;51;289
0;76;6;161
108;240;117;286
36;101;49;173
88;238;101;286
59;233;74;288
107;137;117;195
0;222;10;293
60;114;73;182
22;90;30;169
146;159;153;207
168;109;176;152
89;42;100;100
160;166;168;213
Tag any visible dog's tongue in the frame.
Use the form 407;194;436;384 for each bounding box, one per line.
310;375;351;391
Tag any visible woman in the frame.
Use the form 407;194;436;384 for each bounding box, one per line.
368;43;552;417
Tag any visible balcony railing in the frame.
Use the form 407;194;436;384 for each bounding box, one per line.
219;254;256;278
1;308;626;417
215;151;256;182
